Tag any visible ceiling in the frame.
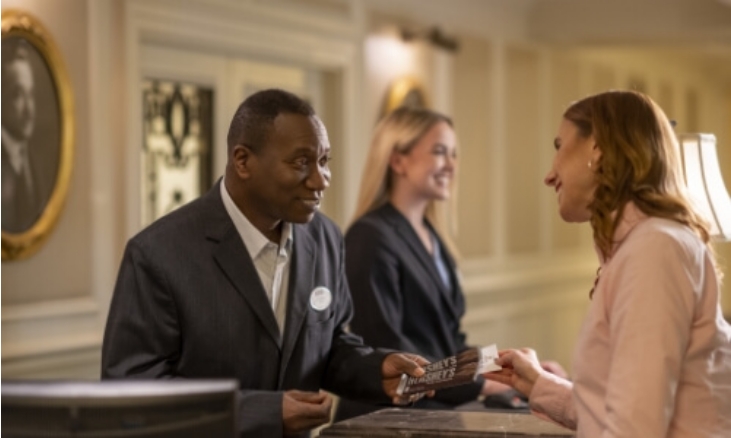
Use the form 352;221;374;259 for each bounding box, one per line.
527;0;731;48
363;0;731;80
364;0;731;49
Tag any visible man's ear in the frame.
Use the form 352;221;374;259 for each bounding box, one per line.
231;144;253;179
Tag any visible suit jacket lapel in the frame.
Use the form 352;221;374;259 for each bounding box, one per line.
206;183;281;348
279;223;316;385
383;204;460;322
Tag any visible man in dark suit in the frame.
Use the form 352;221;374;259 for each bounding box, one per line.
1;44;54;233
102;89;427;437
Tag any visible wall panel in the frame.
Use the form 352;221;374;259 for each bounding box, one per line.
453;36;494;257
548;53;583;251
505;46;542;254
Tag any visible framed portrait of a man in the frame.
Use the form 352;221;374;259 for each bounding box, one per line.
1;10;74;261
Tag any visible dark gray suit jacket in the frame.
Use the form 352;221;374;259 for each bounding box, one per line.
336;203;482;420
102;181;389;437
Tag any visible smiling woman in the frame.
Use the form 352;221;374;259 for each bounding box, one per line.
336;106;534;421
485;90;731;437
544;118;601;223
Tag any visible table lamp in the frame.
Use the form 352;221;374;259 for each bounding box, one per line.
678;133;731;241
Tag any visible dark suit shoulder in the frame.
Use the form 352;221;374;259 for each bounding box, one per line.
346;204;402;241
301;211;344;242
128;188;227;254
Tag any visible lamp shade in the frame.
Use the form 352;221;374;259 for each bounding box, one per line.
678;133;731;240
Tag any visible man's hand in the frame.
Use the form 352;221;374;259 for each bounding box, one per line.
282;390;333;436
381;353;432;405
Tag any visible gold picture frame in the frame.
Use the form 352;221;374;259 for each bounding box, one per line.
381;76;430;117
2;10;74;261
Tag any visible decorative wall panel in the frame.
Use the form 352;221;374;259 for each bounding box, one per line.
142;80;213;225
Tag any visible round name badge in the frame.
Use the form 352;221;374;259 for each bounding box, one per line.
309;286;332;311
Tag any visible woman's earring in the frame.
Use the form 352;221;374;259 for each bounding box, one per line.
587;160;592;169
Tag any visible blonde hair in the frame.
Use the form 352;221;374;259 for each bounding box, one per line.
352;106;460;258
564;90;713;260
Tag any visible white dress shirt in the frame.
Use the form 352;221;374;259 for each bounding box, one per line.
220;180;292;334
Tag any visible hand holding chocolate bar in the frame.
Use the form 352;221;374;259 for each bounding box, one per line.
381;352;433;404
396;344;502;396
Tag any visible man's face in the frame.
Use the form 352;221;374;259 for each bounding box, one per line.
2;59;35;141
244;113;331;226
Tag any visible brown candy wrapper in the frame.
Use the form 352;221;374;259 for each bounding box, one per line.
396;344;501;396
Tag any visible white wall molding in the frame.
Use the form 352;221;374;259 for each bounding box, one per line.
2;348;101;380
155;0;364;40
2;297;103;377
460;248;597;296
460;251;595;369
88;0;121;333
463;286;587;326
125;0;361;65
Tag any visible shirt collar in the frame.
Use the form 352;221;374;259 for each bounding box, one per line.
220;180;293;260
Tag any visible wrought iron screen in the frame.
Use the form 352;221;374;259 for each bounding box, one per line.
142;80;213;225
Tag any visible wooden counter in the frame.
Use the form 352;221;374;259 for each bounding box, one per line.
320;408;575;437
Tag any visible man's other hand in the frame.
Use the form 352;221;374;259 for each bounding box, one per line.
282;390;332;436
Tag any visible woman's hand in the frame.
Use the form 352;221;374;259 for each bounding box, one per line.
540;360;568;379
483;348;544;397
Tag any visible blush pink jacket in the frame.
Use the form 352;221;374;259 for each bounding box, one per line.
530;203;731;437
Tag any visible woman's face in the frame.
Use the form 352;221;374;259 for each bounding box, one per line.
392;121;457;201
544;118;600;223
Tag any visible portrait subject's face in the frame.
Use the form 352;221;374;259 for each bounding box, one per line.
244;113;331;227
2;58;36;141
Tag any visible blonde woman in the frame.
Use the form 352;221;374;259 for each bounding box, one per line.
335;106;522;420
485;90;731;437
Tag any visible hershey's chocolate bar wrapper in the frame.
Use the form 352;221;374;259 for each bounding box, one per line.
396;344;502;396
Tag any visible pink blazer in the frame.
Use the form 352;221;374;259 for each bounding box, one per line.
530;203;731;437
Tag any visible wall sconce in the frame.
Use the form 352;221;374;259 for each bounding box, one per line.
401;26;459;52
678;133;731;240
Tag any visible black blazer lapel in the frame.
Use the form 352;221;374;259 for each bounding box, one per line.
278;223;316;385
383;204;461;323
206;184;281;348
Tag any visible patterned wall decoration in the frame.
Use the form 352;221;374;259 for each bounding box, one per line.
142;80;213;225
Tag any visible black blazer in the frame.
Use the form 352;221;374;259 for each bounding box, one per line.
102;181;389;437
337;203;482;420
